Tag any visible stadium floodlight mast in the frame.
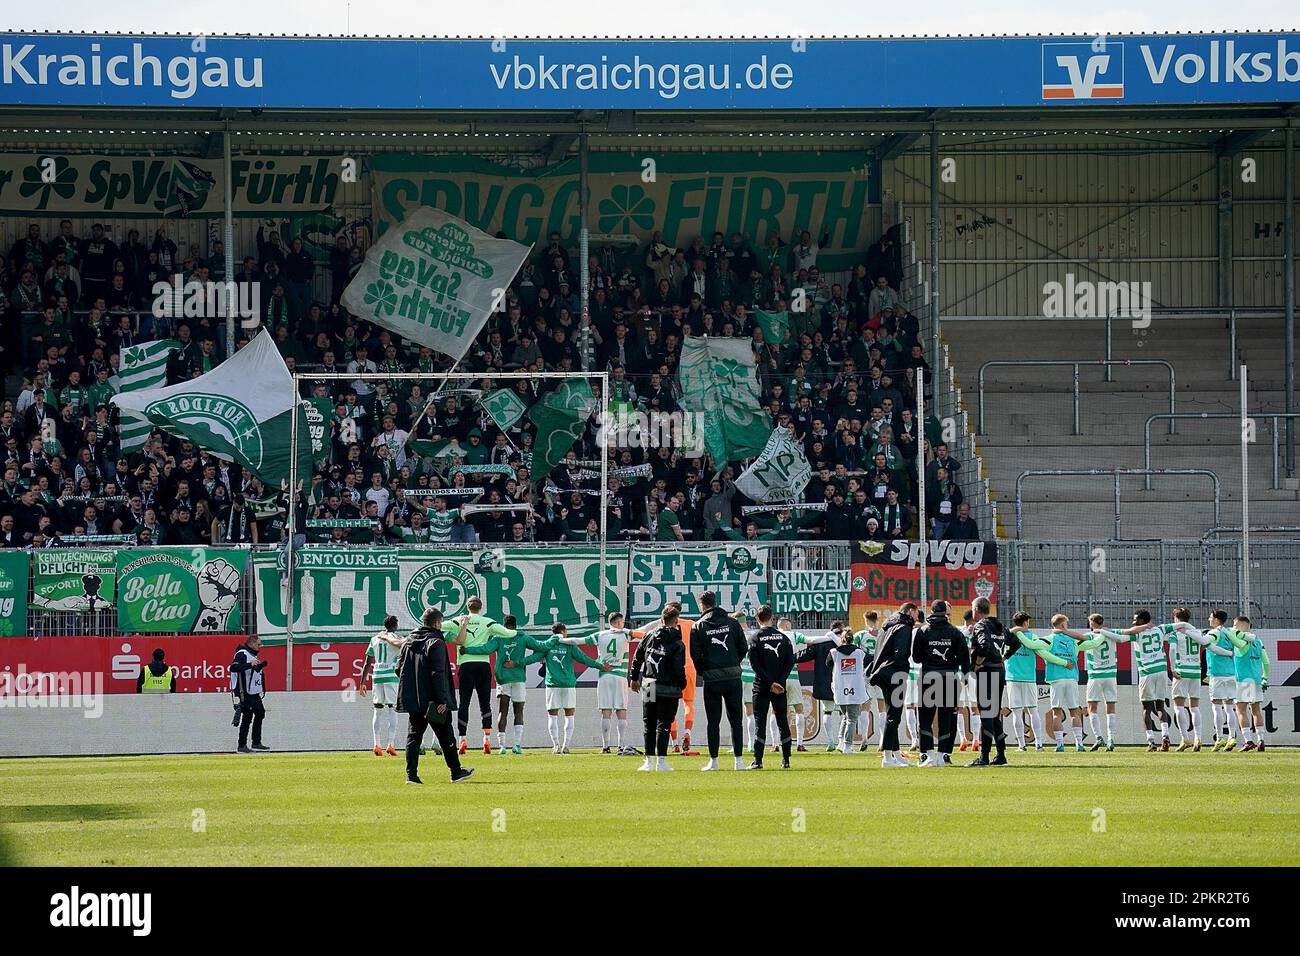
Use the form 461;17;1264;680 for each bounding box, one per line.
283;369;610;689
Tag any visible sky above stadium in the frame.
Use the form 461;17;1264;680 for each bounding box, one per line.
5;0;1300;37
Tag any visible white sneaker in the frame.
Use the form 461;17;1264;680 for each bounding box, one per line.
919;752;942;767
636;759;653;771
656;758;673;772
734;757;748;771
881;752;905;768
700;759;718;772
552;744;561;754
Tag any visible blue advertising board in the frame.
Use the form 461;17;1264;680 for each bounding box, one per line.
1;33;1298;110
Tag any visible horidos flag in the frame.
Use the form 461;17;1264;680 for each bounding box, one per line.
678;335;770;466
111;329;312;489
115;339;179;452
340;206;531;362
526;379;595;475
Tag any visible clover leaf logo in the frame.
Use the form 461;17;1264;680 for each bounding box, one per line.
19;158;78;210
597;184;656;234
363;278;397;317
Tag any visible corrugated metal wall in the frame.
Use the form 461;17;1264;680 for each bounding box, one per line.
895;137;1298;315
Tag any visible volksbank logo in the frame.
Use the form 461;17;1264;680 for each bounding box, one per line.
1042;42;1125;100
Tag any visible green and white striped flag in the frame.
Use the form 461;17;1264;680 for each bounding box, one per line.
117;339;179;453
111;330;312;489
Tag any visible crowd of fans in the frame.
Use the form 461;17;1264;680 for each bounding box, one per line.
0;213;978;549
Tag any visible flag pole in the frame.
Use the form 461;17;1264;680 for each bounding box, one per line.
285;370;300;691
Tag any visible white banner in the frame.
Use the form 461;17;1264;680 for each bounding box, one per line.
735;426;811;503
341;206;531;361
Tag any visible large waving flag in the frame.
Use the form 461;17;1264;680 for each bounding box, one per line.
527;380;595;476
116;339;179;452
111;330;311;488
340;206;531;362
678;336;770;466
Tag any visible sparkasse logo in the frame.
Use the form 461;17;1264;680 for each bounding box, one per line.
1041;42;1125;100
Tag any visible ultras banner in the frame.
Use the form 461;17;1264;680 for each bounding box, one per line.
627;544;769;621
848;540;999;630
370;152;874;271
253;546;625;643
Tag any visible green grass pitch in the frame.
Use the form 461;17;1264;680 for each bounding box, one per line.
2;748;1297;866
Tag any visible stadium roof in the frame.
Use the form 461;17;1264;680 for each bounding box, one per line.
0;31;1296;153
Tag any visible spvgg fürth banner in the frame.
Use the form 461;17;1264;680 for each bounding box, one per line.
848;540;998;630
116;548;249;634
254;546;626;643
0;152;342;217
371;152;875;271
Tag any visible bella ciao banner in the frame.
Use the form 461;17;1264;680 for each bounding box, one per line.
371;152;875;271
848;540;999;630
0;152;342;217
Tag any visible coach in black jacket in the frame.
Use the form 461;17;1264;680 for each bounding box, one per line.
866;603;919;765
747;605;795;769
967;596;1017;766
911;600;971;766
630;607;689;769
396;608;472;785
690;591;749;770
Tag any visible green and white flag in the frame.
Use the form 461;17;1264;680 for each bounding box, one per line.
481;388;527;432
752;308;790;346
111;330;312;489
340;206;532;362
526;380;594;476
678;336;770;466
735;427;812;503
116;339;179;452
407;438;464;461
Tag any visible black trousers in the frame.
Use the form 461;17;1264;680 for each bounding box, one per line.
456;661;493;737
975;669;1006;760
237;696;265;748
876;671;906;751
406;711;461;779
918;669;960;755
752;686;792;765
643;694;680;757
702;679;744;758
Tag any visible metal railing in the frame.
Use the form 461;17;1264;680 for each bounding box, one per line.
999;538;1299;628
1200;526;1300;542
1143;412;1300;491
977;359;1176;436
1089;307;1285;382
1014;468;1221;540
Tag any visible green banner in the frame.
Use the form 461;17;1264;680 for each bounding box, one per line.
31;549;116;612
0;152;341;217
527;380;595;475
0;551;29;636
627;544;769;620
254;546;626;643
116;548;249;634
302;397;334;465
371;152;874;271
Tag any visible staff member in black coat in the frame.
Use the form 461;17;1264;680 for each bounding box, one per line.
747;604;795;770
630;606;688;772
866;603;919;767
912;600;970;767
231;636;270;753
690;590;749;772
967;596;1016;766
395;608;474;785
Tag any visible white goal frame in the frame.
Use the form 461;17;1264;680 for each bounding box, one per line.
283;369;610;685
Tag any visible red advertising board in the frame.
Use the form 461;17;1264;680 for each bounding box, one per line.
848;540;999;630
